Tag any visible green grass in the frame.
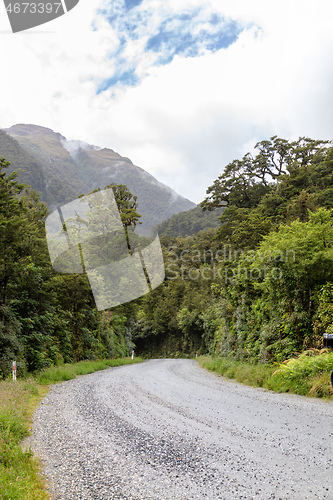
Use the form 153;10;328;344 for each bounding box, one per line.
198;349;333;399
37;357;143;384
0;357;143;500
0;378;49;499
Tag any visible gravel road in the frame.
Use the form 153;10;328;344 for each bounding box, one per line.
28;359;333;499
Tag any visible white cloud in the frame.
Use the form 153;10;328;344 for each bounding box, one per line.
1;0;333;203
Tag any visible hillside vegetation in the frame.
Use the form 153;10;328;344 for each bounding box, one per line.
129;136;333;362
157;204;226;237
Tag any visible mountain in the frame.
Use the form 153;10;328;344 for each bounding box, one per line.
0;124;195;233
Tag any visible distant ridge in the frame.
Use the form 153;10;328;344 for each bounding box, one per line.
157;204;225;238
0;124;196;233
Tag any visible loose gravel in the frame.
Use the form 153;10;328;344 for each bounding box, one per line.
27;359;333;499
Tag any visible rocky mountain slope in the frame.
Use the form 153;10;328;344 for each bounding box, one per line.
0;124;195;233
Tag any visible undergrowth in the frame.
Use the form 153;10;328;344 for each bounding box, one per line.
198;349;333;399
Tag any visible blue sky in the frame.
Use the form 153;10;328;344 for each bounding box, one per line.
96;2;244;92
1;0;333;203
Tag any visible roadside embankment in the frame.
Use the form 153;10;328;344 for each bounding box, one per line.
198;349;333;399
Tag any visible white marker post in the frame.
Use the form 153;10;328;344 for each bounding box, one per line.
131;350;134;360
12;361;17;381
196;351;198;359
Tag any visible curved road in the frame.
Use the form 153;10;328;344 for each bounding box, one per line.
30;359;333;499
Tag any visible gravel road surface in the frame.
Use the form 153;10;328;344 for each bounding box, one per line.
29;359;333;499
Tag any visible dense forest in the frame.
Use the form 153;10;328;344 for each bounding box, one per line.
1;135;333;377
156;204;226;237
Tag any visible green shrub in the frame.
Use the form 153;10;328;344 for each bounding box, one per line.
198;350;333;398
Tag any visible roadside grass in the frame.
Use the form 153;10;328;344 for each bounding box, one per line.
0;378;49;500
37;357;143;384
197;349;333;400
2;351;331;498
0;357;143;500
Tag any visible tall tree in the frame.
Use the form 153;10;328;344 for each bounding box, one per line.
201;137;330;211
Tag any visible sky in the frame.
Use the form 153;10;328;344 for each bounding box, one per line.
1;0;333;204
